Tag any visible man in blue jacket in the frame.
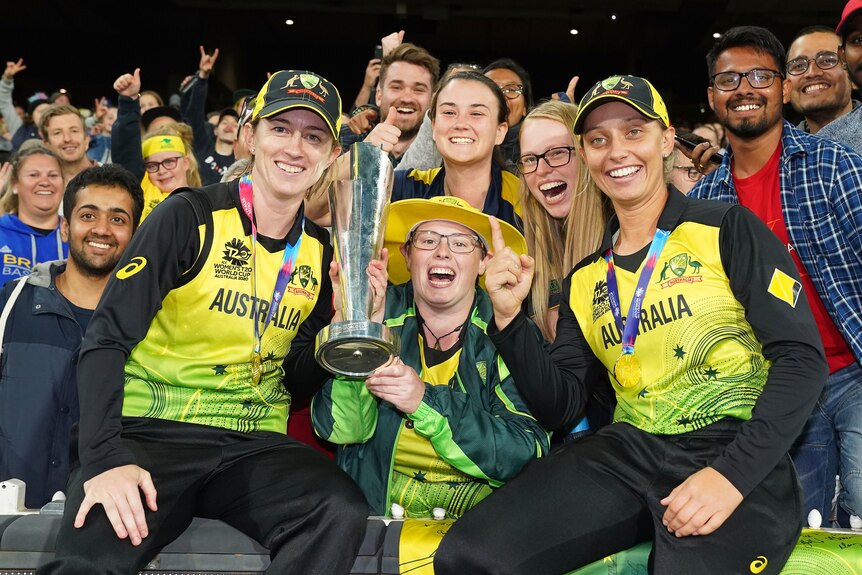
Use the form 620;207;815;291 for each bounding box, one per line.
0;165;142;509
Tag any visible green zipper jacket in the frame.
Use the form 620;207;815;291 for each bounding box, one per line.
312;283;549;514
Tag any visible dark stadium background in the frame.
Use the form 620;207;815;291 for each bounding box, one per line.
2;0;848;127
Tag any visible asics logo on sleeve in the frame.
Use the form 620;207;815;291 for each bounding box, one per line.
750;555;768;573
117;257;148;279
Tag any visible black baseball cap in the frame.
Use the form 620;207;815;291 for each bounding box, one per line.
251;70;341;140
217;107;239;124
573;75;670;135
141;106;182;131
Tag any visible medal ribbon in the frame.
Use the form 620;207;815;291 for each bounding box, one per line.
238;174;304;357
604;228;670;356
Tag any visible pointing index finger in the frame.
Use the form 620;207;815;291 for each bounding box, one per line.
488;216;506;254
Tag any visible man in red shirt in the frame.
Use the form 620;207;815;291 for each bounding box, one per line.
691;25;862;528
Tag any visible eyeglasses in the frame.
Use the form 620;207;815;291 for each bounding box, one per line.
673;166;703;182
144;156;183;173
517;146;575;174
711;69;782;91
497;84;524;100
787;51;841;76
409;230;484;254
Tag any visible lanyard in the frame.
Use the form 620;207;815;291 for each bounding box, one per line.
604;228;670;387
238;174;303;382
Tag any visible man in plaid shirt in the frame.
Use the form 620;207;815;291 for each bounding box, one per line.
690;25;862;528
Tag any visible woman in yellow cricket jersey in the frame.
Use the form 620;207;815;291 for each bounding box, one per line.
41;70;370;575
435;75;828;574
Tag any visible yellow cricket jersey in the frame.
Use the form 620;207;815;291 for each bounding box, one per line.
81;180;333;436
569;216;768;434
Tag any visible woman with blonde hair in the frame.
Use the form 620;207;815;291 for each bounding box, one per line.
0;145;67;278
517;100;607;342
42;69;370;574
437;74;825;575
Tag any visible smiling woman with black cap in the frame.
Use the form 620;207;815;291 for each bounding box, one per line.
40;70;369;575
433;75;828;575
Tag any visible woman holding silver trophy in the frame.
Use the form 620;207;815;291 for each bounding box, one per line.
42;70;369;575
313;196;547;520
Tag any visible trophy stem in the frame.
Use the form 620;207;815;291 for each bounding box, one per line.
315;141;399;377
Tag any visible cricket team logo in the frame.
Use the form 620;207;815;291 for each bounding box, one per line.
658;253;703;289
281;73;330;103
287;264;319;299
475;361;487;385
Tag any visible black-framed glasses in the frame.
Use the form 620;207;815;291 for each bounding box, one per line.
787;51;841;76
673;165;703;182
711;68;782;91
144;156;183;173
517;146;575;174
409;230;484;254
497;84;524;100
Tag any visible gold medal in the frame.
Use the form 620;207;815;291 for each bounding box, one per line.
614;353;642;388
251;351;263;385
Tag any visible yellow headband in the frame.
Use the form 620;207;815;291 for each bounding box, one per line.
142;135;186;158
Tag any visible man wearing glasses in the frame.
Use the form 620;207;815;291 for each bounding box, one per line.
786;26;861;152
690;25;862;529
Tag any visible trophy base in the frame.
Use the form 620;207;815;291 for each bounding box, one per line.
315;321;399;377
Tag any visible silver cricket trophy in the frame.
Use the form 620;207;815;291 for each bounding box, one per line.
315;141;399;377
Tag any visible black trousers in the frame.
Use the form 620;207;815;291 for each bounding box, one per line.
435;420;802;575
38;418;368;575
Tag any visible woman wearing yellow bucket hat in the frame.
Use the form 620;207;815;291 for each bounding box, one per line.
313;196;547;519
